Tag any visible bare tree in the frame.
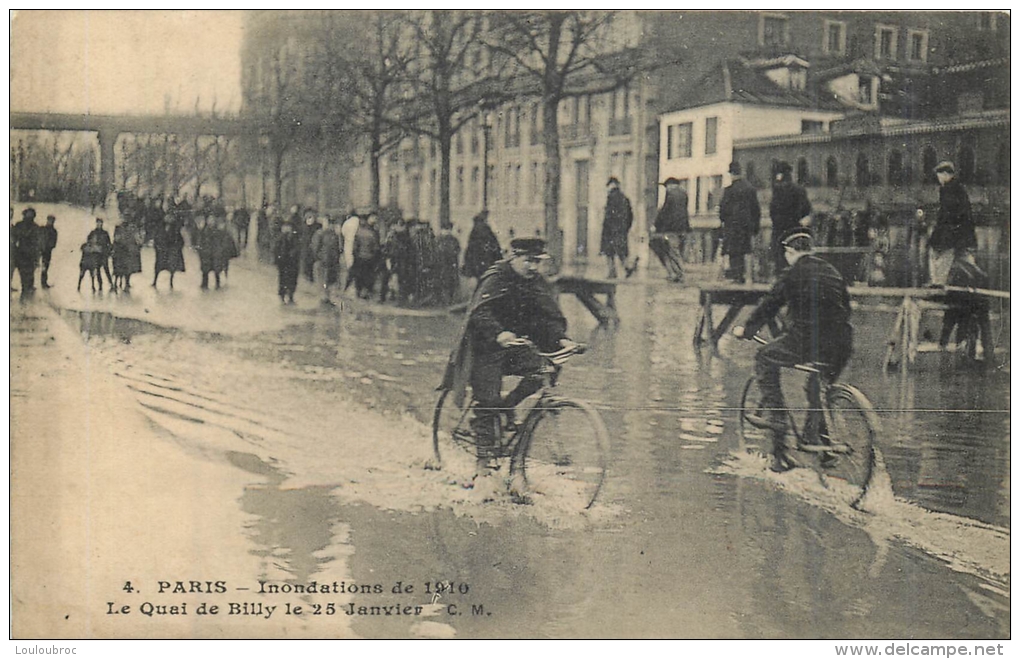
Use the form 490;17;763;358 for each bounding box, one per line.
317;10;414;210
394;10;504;227
485;10;649;265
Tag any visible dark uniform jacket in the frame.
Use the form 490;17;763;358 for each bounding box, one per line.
769;181;812;238
441;260;567;405
930;178;976;251
744;253;851;357
654;187;690;234
718;177;760;256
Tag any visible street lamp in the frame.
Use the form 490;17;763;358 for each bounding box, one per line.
482;111;493;212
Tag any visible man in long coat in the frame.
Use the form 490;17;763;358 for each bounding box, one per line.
152;214;185;290
439;238;571;473
11;208;40;298
310;216;343;306
600;177;634;278
462;211;503;280
650;178;689;283
718;162;761;283
768;161;812;273
274;220;301;304
928;160;976;286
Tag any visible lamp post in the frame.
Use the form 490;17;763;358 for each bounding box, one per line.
482;111;492;212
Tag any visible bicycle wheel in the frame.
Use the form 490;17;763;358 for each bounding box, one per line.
431;388;474;467
823;384;878;506
512;398;609;510
738;376;771;456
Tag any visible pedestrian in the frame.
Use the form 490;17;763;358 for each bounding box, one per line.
352;213;382;300
231;205;251;250
341;213;361;289
928;161;976;287
435;224;462;305
769;161;812;273
11;207;41;298
78;218;114;293
112;219;143;291
380;217;414;304
462;211;503;280
411;220;438;305
152;213;186;290
650;178;689;283
600;177;635;279
300;210;322;283
256;202;270;262
718;161;761;283
311;215;343;307
198;215;236;290
939;252;994;365
274;220;301;304
39;215;58;289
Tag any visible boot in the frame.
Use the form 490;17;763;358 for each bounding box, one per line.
770;430;801;473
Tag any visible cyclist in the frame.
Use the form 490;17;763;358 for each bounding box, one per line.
733;228;852;473
440;237;575;473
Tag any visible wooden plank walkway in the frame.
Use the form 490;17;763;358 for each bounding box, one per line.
693;282;1010;371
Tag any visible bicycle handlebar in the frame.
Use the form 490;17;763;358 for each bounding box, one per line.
752;335;768;345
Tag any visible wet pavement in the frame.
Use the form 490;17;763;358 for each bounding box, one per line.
11;203;1011;638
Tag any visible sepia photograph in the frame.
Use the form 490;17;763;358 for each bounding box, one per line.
8;9;1011;645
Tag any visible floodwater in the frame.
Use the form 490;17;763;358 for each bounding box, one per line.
17;203;1011;638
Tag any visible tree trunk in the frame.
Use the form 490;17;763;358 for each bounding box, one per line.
272;142;284;208
439;121;452;228
542;96;563;269
370;130;382;210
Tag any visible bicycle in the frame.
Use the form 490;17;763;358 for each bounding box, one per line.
738;335;879;508
431;341;609;510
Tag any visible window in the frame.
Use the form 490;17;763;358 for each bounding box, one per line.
471;167;479;205
922;147;938;185
856;154;870;188
389;174;400;206
611;85;631;119
759;13;788;46
705;117;718;155
958;145;976;184
858;76;874;105
996;143;1010;185
514;164;521;206
796;157;809;185
668;122;693;159
825;157;839;188
907;29;928;63
888;150;904;186
977;12;998;31
708;175;723;211
875;25;898;60
530;162;540;198
429;169;437;206
801;120;824;134
824;19;847;55
471;121;479;155
456;167;464;206
456;130;463;156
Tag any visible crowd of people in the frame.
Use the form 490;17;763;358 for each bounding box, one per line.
260;206;507;309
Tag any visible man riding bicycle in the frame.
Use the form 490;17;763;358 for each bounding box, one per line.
440;237;575;474
733;229;853;473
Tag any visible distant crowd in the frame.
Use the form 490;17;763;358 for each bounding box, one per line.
9;190;512;310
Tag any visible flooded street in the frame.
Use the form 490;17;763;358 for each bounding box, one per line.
12;204;1010;638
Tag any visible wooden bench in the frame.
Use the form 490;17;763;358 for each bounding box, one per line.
551;275;619;327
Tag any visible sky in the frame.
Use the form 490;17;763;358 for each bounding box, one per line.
10;10;245;117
